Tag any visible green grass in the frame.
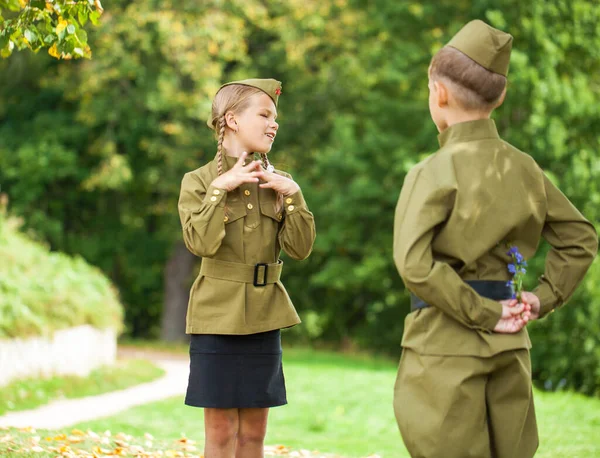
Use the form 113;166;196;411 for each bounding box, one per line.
0;359;165;416
2;348;599;457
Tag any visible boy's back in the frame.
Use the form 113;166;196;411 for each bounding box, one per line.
395;117;597;356
392;19;597;458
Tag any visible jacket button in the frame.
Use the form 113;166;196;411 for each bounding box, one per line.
287;205;295;212
277;213;282;220
285;197;293;204
244;190;251;196
247;203;254;210
223;216;229;222
210;196;217;202
213;189;221;195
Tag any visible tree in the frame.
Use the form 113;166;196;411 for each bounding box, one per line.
0;0;103;59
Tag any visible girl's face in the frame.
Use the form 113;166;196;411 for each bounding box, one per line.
234;93;279;154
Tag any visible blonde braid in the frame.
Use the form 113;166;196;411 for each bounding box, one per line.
260;153;272;171
216;115;226;176
261;153;283;213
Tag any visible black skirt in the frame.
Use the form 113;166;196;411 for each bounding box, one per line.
185;330;287;409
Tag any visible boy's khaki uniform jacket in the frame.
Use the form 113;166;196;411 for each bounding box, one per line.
394;119;598;357
179;153;316;335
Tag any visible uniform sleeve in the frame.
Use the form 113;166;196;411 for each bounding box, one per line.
532;174;598;318
393;167;503;331
178;172;228;257
277;174;316;260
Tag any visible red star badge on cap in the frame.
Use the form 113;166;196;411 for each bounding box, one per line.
275;88;282;95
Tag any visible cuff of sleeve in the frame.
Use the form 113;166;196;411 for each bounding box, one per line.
283;190;307;215
203;186;227;207
477;298;503;332
532;282;558;318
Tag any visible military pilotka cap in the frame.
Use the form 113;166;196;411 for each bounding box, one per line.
446;20;513;76
208;78;282;128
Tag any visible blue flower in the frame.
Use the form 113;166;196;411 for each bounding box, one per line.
506;244;528;302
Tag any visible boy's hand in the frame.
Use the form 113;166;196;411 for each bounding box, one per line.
494;299;531;334
520;292;541;320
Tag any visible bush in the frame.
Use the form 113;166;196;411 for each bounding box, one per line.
528;258;600;397
0;210;124;338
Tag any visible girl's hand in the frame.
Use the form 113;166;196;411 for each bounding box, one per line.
256;170;300;196
494;299;531;334
211;152;262;191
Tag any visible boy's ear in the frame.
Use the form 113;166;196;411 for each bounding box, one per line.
224;111;237;131
434;80;449;108
495;86;507;108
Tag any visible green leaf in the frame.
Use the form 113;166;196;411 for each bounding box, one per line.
30;0;45;9
67;24;76;35
0;40;13;57
44;34;55;44
73;47;84;57
0;33;8;50
89;11;100;25
75;28;88;44
24;29;37;43
78;8;89;26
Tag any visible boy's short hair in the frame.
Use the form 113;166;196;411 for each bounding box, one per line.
430;46;507;112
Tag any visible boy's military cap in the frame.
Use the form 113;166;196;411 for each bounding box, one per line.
447;20;513;76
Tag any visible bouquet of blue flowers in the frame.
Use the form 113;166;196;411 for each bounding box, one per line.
506;246;527;302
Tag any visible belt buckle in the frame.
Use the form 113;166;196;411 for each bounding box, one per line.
253;263;269;287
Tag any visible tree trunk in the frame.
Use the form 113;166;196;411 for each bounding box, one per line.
161;241;196;341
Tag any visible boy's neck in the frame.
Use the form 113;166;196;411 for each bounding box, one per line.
438;109;492;132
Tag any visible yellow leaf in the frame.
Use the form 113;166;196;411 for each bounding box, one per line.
71;430;85;436
48;43;60;59
94;0;104;13
56;18;68;34
18;0;27;8
45;2;53;11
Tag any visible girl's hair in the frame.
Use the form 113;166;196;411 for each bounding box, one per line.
430;46;507;111
209;84;283;212
208;84;264;175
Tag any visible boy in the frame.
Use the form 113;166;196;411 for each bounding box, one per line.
393;20;598;458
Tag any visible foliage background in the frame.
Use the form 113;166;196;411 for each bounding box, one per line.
1;0;599;394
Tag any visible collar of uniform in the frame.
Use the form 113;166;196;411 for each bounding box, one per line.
213;148;243;173
437;119;500;147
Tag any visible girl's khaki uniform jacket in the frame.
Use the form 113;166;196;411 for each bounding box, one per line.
178;154;316;335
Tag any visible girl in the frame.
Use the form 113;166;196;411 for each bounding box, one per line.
178;78;316;458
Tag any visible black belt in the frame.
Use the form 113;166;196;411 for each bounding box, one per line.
410;280;512;312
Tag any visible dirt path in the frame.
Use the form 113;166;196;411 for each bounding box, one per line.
0;350;189;429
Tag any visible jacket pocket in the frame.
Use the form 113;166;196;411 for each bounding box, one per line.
224;199;247;224
260;201;283;223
